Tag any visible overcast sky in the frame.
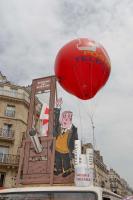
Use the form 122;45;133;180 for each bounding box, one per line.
0;0;133;187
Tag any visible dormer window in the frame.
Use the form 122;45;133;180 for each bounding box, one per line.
0;72;8;83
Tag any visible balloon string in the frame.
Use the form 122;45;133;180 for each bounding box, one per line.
77;100;83;140
73;60;96;143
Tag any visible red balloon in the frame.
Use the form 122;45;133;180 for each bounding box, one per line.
54;38;111;100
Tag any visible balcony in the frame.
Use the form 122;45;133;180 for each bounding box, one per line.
0;153;19;167
0;88;30;104
0;128;14;142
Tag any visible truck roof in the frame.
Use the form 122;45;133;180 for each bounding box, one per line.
0;186;101;194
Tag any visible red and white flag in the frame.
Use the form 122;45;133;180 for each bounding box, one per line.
40;103;49;136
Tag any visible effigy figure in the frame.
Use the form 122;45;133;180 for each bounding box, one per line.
53;98;78;177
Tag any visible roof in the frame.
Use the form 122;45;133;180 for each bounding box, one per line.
0;186;101;194
0;71;9;84
0;71;31;94
0;186;122;199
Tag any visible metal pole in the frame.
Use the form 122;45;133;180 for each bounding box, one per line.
90;116;95;185
90;116;95;150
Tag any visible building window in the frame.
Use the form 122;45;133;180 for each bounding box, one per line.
2;124;13;137
103;198;110;200
0;172;5;187
0;86;3;91
5;105;15;117
0;146;9;162
10;88;17;97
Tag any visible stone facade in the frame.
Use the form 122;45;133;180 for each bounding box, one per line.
0;72;30;188
109;168;133;196
82;143;133;196
94;150;110;189
109;168;123;195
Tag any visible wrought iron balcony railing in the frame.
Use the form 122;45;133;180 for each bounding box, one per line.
0;153;19;166
0;128;14;140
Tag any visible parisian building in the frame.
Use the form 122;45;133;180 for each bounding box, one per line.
82;143;133;196
0;72;30;188
94;150;110;189
109;168;123;195
109;168;133;196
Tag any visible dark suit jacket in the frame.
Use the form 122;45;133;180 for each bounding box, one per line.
53;108;78;153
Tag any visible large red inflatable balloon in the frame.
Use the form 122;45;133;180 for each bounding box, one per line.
54;38;111;100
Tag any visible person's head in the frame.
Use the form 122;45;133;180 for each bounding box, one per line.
60;111;73;129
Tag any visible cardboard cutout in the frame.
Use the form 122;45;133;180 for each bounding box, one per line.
53;99;78;177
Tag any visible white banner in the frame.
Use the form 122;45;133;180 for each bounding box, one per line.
74;140;81;166
86;148;94;169
75;166;93;187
